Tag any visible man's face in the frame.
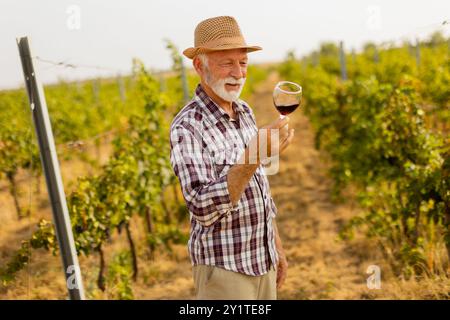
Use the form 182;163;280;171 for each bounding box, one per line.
198;48;248;102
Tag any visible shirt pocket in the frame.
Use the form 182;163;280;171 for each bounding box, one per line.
209;142;241;177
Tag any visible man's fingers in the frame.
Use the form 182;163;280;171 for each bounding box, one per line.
280;124;289;137
260;116;289;131
280;129;295;152
276;124;289;142
260;125;294;159
262;124;287;138
274;116;289;129
276;266;287;289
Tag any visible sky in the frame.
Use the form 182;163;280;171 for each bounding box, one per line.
1;0;449;89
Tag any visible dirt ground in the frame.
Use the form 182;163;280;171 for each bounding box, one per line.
1;74;449;300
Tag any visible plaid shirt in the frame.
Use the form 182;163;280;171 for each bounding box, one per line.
170;84;279;276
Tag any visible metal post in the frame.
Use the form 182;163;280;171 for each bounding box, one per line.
117;73;126;102
415;38;421;67
339;41;348;80
374;46;379;64
312;52;319;67
16;36;85;300
92;78;100;103
351;49;356;65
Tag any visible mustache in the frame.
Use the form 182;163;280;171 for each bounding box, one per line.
222;77;246;85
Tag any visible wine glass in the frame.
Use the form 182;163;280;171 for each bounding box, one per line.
260;81;301;169
273;81;302;120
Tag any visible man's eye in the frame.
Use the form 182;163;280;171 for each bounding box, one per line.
240;62;248;66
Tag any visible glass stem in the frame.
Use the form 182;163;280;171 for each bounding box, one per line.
279;114;288;130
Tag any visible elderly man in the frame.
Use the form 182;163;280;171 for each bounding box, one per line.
170;16;294;300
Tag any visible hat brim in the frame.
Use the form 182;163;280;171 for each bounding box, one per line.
183;45;262;59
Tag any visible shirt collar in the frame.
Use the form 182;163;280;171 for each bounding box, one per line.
194;84;250;125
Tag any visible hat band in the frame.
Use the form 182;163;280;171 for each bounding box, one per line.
196;36;247;50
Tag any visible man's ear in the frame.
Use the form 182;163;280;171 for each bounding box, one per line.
193;57;202;76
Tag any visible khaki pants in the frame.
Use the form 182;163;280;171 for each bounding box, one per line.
192;264;277;300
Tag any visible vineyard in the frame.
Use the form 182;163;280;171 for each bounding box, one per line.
279;31;450;277
0;32;449;299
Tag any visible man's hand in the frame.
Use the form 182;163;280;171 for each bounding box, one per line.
241;116;295;165
273;219;288;289
276;249;288;290
261;116;294;159
259;117;294;160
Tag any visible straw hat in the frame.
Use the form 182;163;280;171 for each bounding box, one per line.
183;16;262;59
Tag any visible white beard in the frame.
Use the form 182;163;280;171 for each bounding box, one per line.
205;74;246;102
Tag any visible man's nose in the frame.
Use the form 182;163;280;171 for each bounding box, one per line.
230;62;245;79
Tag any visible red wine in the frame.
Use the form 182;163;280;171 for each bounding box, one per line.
275;103;299;115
